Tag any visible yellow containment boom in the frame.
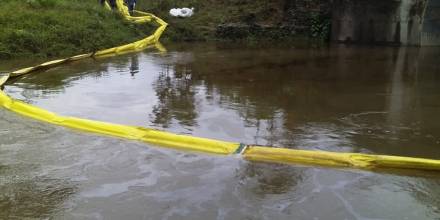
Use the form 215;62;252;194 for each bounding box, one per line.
1;0;440;173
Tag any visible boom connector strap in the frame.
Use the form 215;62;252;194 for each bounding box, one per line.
234;143;248;155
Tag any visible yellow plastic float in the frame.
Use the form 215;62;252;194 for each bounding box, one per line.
1;0;440;173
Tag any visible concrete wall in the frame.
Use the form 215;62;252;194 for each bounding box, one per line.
331;0;440;46
421;0;440;45
331;0;401;44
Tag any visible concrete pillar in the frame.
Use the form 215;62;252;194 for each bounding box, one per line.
421;0;440;45
331;0;439;46
398;0;427;45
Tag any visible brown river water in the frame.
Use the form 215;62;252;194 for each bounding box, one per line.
1;43;440;219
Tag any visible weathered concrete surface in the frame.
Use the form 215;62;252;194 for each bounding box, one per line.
421;0;440;45
331;0;401;44
331;0;440;46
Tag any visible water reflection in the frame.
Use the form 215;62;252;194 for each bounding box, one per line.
5;44;440;155
150;63;198;129
146;44;440;215
129;55;140;77
149;45;440;156
2;43;440;219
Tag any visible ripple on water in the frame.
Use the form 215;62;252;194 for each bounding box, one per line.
2;45;440;219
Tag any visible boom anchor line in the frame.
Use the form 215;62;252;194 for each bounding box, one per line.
1;0;440;173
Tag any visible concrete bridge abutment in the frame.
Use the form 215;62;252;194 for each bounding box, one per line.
331;0;440;46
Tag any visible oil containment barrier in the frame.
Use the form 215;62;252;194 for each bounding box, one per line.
1;0;440;173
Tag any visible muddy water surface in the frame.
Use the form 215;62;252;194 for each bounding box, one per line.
1;43;440;219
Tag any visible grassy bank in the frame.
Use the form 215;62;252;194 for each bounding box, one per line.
0;0;153;59
137;0;286;41
137;0;330;42
0;0;329;59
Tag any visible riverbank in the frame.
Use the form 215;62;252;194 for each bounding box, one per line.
137;0;331;42
0;0;153;59
0;0;331;59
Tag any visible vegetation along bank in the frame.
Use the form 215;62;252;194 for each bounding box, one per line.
0;0;331;59
0;0;154;59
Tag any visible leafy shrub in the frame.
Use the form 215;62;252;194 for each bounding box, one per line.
309;13;331;41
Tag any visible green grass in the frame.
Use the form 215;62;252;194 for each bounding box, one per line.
0;0;328;59
0;0;155;59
